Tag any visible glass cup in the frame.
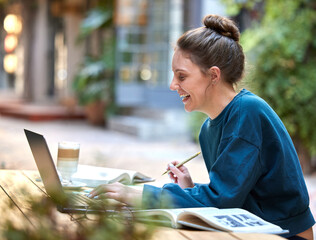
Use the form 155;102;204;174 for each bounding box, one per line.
56;141;80;185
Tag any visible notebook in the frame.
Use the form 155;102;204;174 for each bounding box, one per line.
24;129;118;214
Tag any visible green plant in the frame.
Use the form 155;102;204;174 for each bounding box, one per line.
78;7;113;40
73;57;111;105
1;193;155;240
73;4;115;107
221;0;316;171
189;112;208;143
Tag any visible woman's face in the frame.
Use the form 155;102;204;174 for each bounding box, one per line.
170;49;212;113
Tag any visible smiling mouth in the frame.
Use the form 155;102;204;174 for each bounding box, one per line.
180;94;190;101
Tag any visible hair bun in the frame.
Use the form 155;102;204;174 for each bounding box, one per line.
203;14;240;42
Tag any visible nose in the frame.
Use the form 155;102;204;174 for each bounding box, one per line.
169;77;179;91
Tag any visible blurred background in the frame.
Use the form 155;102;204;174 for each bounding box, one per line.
0;0;315;176
0;1;315;236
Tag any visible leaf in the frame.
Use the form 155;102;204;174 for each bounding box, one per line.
232;0;316;155
78;8;112;39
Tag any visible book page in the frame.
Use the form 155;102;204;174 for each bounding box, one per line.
177;217;221;231
178;208;286;234
122;169;155;183
134;208;186;228
72;165;154;187
72;165;132;187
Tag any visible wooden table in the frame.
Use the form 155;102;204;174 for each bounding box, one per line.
0;169;285;240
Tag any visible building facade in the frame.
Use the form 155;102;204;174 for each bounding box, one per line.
0;0;225;138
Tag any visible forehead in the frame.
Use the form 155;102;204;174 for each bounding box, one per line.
172;49;196;72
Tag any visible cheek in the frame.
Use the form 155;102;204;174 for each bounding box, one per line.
183;75;210;98
192;83;212;104
191;84;208;97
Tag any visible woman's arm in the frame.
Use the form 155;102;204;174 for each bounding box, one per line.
143;137;263;209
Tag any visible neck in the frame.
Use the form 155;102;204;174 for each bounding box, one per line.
204;84;237;119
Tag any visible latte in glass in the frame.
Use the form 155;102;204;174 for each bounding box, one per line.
57;141;80;183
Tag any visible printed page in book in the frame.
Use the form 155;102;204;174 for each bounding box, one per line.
134;207;288;235
72;165;154;187
177;208;288;234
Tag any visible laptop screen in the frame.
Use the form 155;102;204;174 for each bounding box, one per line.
24;129;67;204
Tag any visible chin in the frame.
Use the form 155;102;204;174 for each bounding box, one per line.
184;105;194;113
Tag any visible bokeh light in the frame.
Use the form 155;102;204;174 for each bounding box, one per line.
3;54;18;73
3;14;22;34
4;34;18;52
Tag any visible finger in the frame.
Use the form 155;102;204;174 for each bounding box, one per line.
171;161;180;166
97;193;109;199
177;164;189;174
168;172;177;183
90;193;107;200
88;184;108;198
103;186;130;204
168;163;184;177
166;161;180;171
104;192;120;201
88;188;100;198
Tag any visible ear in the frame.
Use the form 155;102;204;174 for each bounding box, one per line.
209;66;221;85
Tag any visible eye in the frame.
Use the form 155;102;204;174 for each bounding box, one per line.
178;74;185;81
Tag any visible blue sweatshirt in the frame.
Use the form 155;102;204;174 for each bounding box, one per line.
142;89;315;237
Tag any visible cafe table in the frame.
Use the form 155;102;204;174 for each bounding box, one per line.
0;169;285;240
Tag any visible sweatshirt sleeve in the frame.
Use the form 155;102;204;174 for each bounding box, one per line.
142;137;263;209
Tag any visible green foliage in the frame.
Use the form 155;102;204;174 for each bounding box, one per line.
1;194;155;240
221;0;261;16
223;0;316;155
189;112;208;143
73;57;110;105
73;4;115;108
78;8;113;41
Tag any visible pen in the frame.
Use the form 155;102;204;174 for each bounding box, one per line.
162;151;201;176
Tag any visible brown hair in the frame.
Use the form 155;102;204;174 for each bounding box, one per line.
176;14;245;85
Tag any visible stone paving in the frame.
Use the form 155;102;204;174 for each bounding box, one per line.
0;115;315;237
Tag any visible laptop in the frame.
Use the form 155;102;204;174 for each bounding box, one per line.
24;129;117;214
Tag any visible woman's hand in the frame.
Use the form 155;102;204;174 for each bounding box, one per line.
167;161;194;189
88;182;143;207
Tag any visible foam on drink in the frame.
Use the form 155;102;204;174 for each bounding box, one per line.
57;141;80;181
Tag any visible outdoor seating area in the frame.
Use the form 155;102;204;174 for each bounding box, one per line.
1;0;316;239
0;116;315;239
0;169;287;240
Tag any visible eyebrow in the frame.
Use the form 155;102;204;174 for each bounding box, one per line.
173;68;187;73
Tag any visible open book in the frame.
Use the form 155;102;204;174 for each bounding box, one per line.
72;165;154;187
134;207;288;235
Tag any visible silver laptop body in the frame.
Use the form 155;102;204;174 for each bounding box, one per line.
24;129;115;214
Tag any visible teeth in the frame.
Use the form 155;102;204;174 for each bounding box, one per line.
180;94;190;100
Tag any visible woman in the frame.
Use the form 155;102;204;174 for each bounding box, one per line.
89;14;315;239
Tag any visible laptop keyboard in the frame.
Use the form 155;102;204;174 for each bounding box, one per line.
67;193;103;207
